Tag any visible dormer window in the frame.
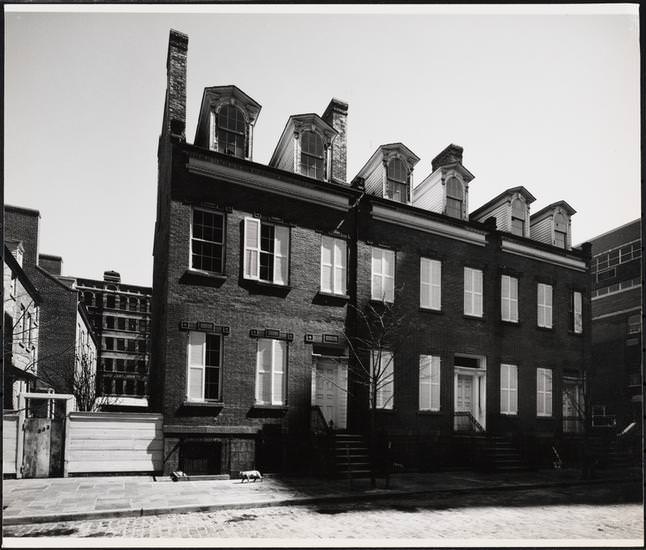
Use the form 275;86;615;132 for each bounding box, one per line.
445;177;464;219
554;212;567;248
511;199;526;236
386;158;408;203
194;86;261;161
300;131;325;180
216;105;246;157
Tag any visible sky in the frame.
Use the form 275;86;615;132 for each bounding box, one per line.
4;5;641;287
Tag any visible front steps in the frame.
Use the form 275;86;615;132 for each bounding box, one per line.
333;433;372;478
484;435;528;472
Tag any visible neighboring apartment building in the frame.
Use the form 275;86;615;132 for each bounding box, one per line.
588;219;642;430
4;206;98;408
76;272;152;409
3;243;44;409
151;30;591;476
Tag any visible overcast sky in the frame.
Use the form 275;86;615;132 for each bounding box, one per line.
4;5;640;287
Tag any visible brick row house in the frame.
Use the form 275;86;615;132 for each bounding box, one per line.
3;241;43;408
4;206;98;410
151;30;592;476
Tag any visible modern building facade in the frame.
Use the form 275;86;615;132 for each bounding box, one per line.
588;219;642;431
76;272;152;409
151;30;592;476
4;205;98;408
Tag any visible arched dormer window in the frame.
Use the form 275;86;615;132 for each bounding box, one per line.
387;158;409;203
553;212;568;248
216;104;246;158
300;131;325;180
511;199;526;236
445;177;464;219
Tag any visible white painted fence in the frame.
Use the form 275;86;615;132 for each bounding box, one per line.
65;412;163;475
3;413;19;475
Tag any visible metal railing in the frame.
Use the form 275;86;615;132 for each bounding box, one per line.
453;411;485;433
310;406;332;435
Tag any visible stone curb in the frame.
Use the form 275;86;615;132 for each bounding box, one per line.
3;475;639;526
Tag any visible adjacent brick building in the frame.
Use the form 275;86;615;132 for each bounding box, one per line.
588;219;642;431
4;206;98;409
76;272;152;410
3;242;44;409
151;30;592;476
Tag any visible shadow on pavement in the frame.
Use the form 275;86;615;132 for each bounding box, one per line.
312;481;643;516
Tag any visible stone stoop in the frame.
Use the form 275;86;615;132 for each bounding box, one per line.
485;435;529;472
333;433;372;478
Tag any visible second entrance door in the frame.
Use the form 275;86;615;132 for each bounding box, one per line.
313;358;347;430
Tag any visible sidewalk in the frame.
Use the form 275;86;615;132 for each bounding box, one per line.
3;467;641;526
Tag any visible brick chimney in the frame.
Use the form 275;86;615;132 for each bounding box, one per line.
162;29;188;139
431;144;464;172
322;98;348;184
38;254;63;276
4;205;40;268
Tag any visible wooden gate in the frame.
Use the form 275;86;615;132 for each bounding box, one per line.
21;396;68;478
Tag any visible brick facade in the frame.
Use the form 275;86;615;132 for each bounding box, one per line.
151;30;592;476
589;219;642;430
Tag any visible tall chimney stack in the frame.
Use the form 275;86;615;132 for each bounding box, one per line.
163;29;189;139
322;98;349;184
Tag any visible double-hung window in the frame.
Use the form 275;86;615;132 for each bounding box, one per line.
537;283;553;328
420;258;441;310
500;364;518;415
371;247;395;302
445;177;464;219
191;208;225;274
464;267;483;317
187;331;222;402
510;199;525;236
536;368;552;417
371;350;394;409
244;218;289;285
255;338;287;405
419;355;440;411
216;104;246;158
501;275;518;323
300;131;325;181
320;236;347;295
386;158;409;204
572;291;583;334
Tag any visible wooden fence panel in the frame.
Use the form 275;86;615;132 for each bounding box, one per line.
3;413;19;475
66;412;163;474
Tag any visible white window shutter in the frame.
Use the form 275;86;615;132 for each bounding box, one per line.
334;239;346;295
187;331;205;400
384;250;395;302
320;236;333;293
510;365;518;413
271;340;286;405
371;248;383;300
244;218;260;280
273;225;290;285
431;260;441;310
256;339;272;404
430;356;440;410
420;259;431;308
419;355;431;410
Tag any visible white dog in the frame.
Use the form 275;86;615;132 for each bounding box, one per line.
240;470;263;483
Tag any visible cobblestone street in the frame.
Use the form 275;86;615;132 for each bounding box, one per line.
3;482;642;543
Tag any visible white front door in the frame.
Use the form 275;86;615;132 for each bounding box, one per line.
563;381;583;433
313;358;347;430
456;374;474;412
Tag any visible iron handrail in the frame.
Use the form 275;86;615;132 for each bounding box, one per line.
453;411;485;432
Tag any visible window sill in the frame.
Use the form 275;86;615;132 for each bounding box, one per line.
240;278;291;297
312;291;350;306
463;314;485;322
182;400;224;408
537;415;554;420
568;330;584;337
536;325;554;332
373;408;396;414
419;307;443;315
500;320;520;327
417;410;442;415
248;404;288;418
179;269;227;288
500;412;518;417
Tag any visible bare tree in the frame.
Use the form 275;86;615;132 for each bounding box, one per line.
342;296;412;488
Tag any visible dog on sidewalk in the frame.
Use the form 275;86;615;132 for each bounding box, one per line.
240;470;263;483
